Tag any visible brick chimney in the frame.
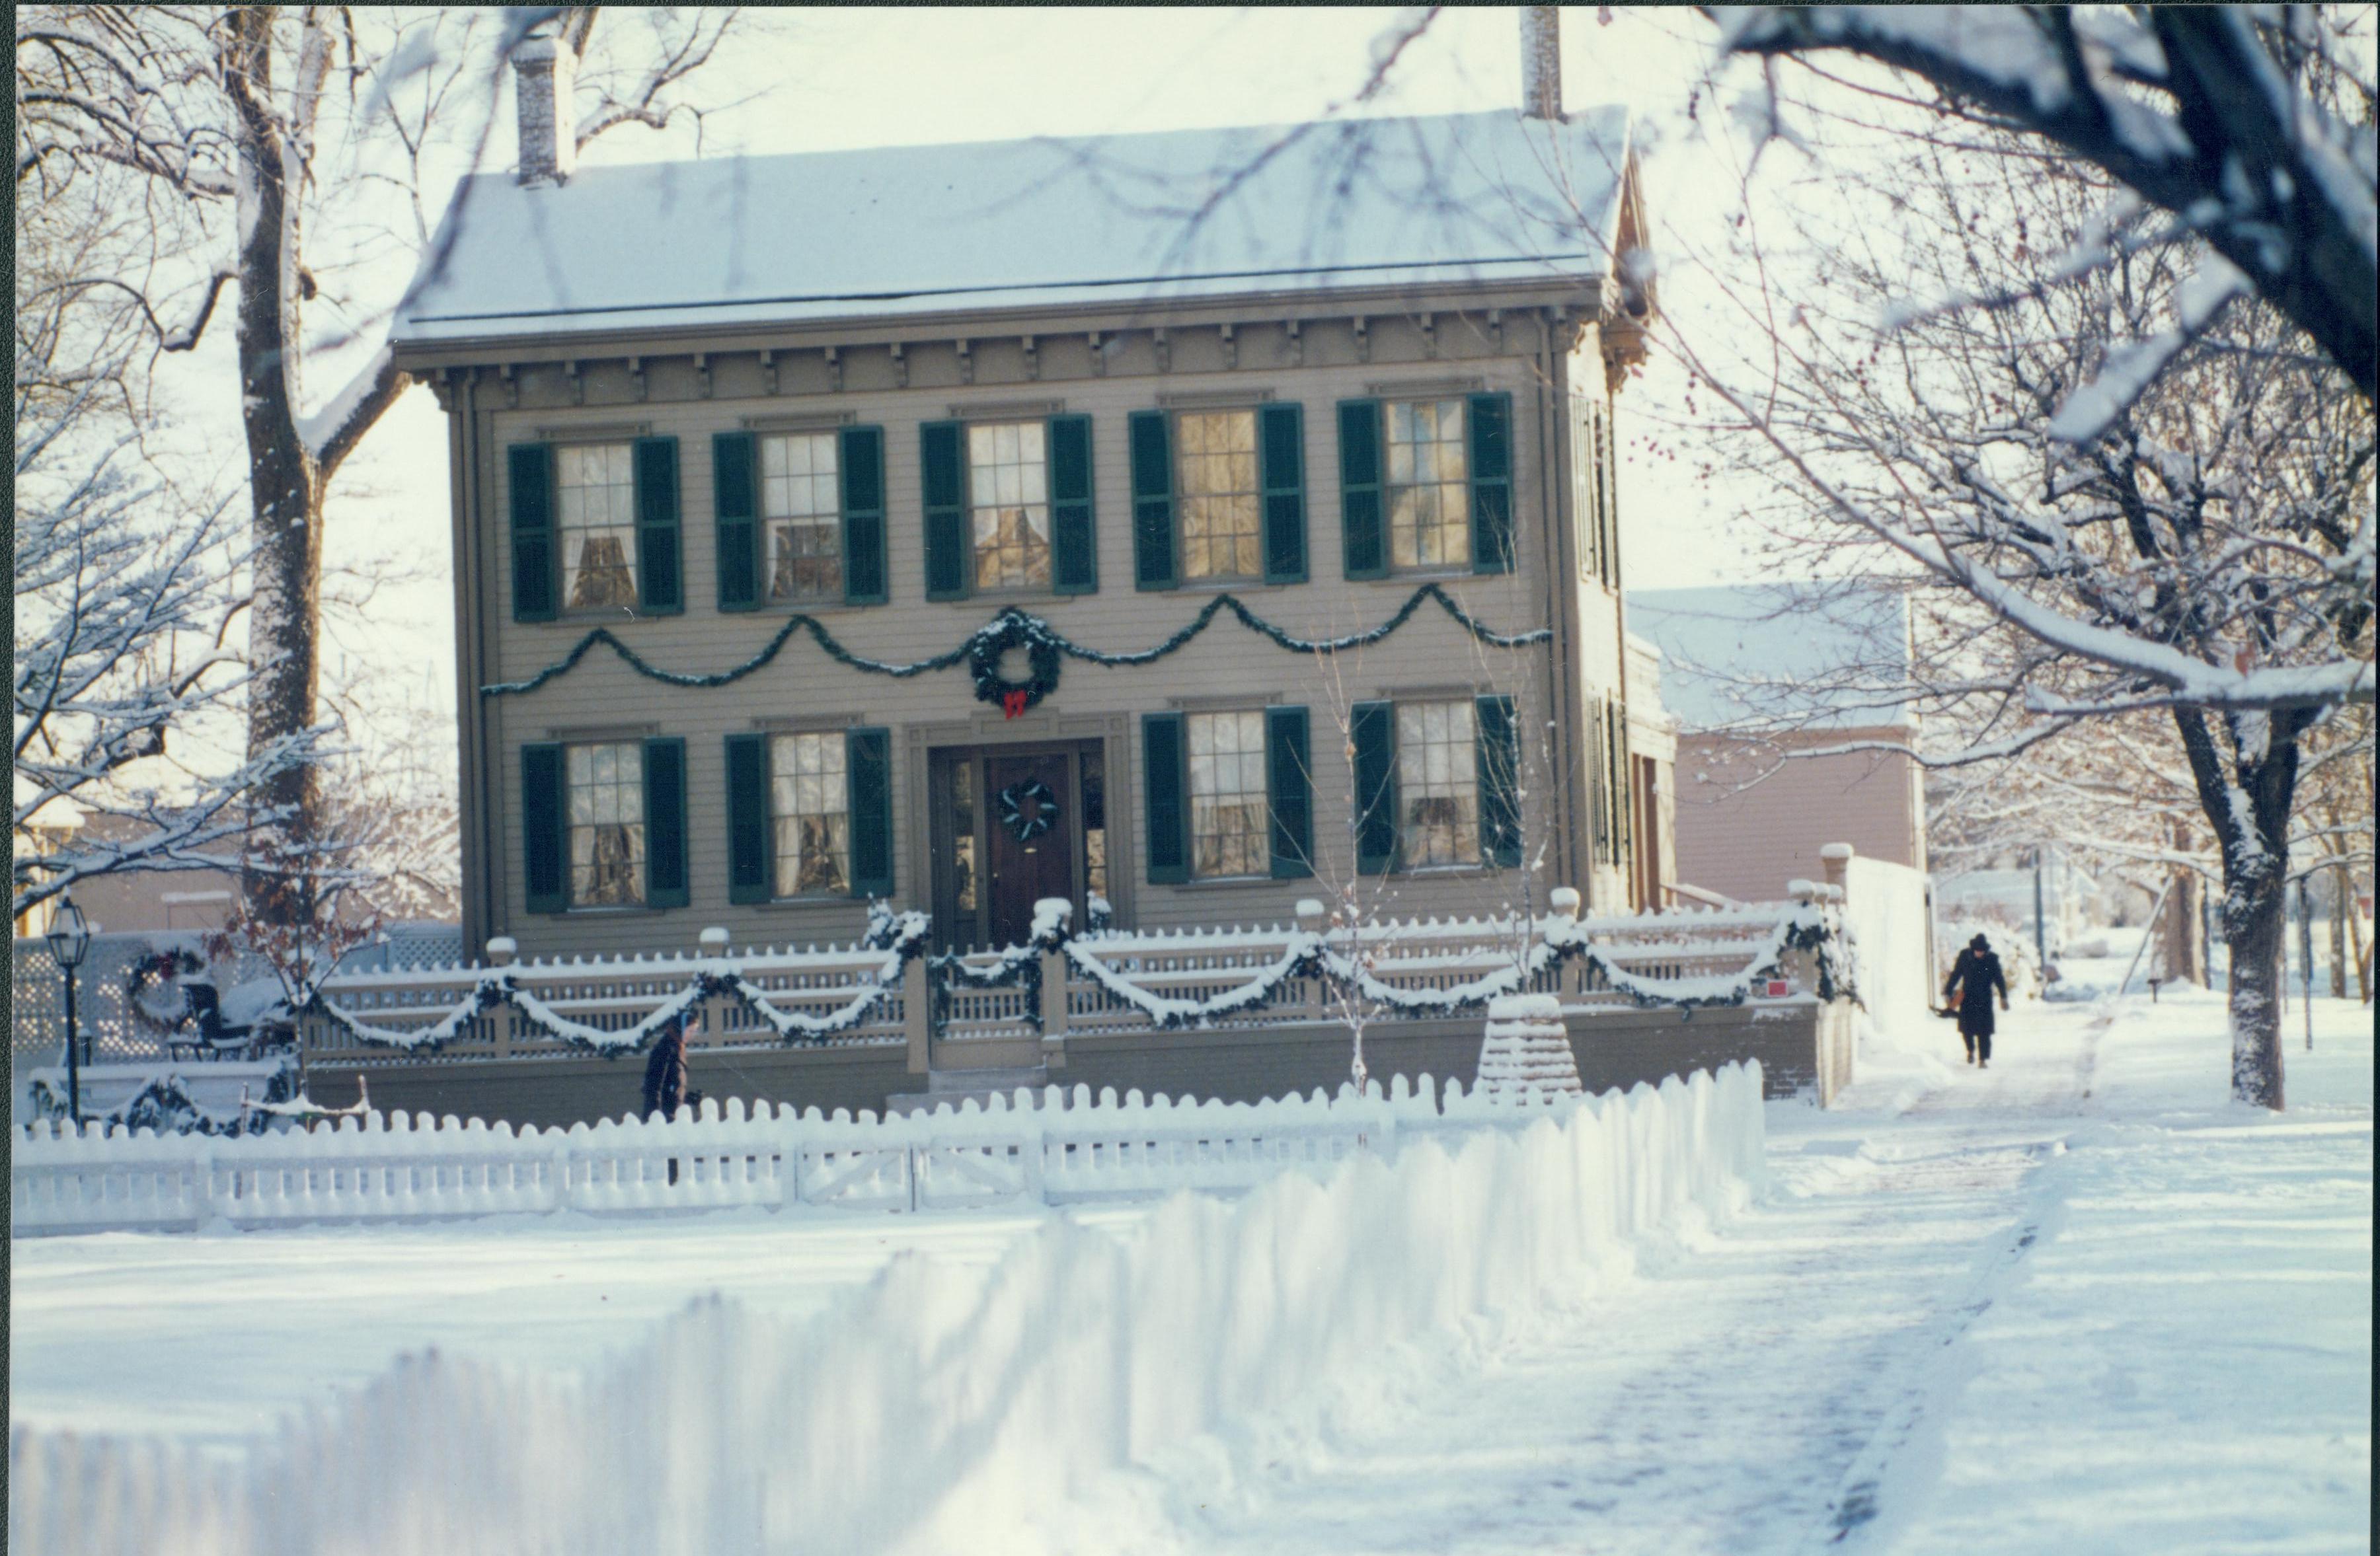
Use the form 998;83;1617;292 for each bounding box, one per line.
513;27;577;186
1520;6;1563;121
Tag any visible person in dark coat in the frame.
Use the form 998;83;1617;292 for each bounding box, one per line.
1943;934;2011;1067
642;1012;693;1120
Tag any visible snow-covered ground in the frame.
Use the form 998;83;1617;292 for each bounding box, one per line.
11;982;2370;1554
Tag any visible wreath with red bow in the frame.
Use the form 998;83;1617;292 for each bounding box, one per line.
968;612;1063;718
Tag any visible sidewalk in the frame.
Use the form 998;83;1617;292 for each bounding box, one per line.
1018;992;2371;1556
1853;988;2372;1555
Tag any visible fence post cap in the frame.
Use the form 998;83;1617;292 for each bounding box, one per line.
1818;843;1856;860
1548;887;1582;917
698;927;732;951
1295;898;1328;927
484;937;518;965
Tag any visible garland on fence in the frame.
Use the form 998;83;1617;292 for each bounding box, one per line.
480;583;1553;716
308;911;933;1058
26;1063;298;1138
1054;901;1851;1032
303;899;1853;1056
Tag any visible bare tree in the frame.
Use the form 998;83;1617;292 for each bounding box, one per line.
14;5;752;924
14;155;318;924
1664;112;2373;1107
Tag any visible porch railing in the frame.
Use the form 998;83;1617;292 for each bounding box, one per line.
288;893;1833;1070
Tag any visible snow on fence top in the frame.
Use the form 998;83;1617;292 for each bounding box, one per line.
10;1064;1716;1236
393;108;1632;344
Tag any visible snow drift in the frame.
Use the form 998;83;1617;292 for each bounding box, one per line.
7;1063;1765;1556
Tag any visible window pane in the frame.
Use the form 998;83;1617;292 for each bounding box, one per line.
1383;400;1471;574
1186;710;1270;877
1395;700;1482;867
564;741;646;906
967;420;1052;589
557;441;639;609
769;732;851;897
1175;411;1262;581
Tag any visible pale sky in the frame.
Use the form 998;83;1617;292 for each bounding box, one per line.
160;7;1757;749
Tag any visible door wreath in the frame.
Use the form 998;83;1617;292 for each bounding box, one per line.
997;778;1059;842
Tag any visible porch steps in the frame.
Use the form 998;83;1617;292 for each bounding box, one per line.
885;1064;1052;1117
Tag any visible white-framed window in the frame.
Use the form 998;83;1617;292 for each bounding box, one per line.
1188;710;1269;878
557;443;638;609
566;741;645;906
1385;400;1469;570
760;433;841;601
968;421;1051;590
770;731;850;896
1396;700;1479;866
1176;410;1261;581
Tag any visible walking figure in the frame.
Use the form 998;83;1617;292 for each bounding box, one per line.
642;1010;699;1185
1943;934;2011;1068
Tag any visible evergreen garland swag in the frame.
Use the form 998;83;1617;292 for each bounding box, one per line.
480;583;1554;710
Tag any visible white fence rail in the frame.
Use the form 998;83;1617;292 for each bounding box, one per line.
12;1073;1591;1237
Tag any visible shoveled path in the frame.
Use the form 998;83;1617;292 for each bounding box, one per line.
1066;1014;2100;1556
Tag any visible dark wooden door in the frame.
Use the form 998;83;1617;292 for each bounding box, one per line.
984;751;1074;947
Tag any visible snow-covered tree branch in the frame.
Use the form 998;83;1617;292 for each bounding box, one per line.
1714;5;2379;408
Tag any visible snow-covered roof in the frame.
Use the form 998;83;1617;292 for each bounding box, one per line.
1626;583;1915;733
393;108;1634;346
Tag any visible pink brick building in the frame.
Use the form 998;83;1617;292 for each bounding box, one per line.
1626;586;1925;905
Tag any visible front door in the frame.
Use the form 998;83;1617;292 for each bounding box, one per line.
983;751;1075;947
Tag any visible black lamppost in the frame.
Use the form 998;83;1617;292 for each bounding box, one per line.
45;895;94;1124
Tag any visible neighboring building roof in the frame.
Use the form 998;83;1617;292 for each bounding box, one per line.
393;108;1634;346
1625;583;1915;733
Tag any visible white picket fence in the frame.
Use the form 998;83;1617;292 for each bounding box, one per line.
11;1073;1583;1237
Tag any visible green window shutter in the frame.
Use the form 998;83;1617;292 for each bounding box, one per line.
724;733;774;905
508;444;557;622
642;736;690;908
1611;700;1633;866
1141;712;1189;884
1337;400;1386;580
712;431;760;612
633;436;683;613
1048;414;1098;595
1128;410;1176;591
840;424;889;605
1266;704;1313;879
1259;402;1307;585
1352;700;1398;875
920;421;970;601
1584;693;1609;865
846;727;894;899
1597;407;1621;587
521;742;566;913
1468;392;1514;575
1574;402;1599;584
1475;694;1522;869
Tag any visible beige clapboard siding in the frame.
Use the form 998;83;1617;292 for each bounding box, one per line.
466;313;1608;955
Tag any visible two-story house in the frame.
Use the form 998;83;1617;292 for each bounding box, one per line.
390;56;1658;961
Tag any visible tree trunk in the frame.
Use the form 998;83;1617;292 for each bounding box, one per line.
2222;859;2288;1109
224;7;325;926
2175;704;2307;1110
2160;819;2206;986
